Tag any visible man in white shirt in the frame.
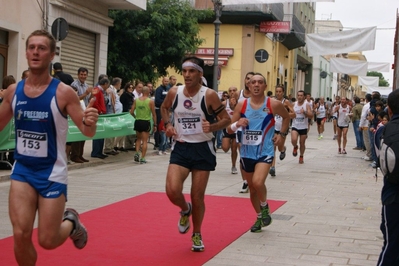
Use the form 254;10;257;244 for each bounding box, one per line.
359;94;372;161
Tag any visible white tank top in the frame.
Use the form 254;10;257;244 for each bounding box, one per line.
225;99;234;118
172;85;214;143
274;98;285;131
337;104;350;127
292;102;308;130
316;103;326;119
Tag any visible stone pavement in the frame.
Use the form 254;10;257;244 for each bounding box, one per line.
0;122;383;265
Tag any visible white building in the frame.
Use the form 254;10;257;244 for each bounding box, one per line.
313;19;343;99
0;0;146;86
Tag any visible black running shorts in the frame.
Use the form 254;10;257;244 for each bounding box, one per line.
170;141;216;171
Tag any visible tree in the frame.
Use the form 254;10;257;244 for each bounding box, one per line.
108;0;213;83
367;71;390;87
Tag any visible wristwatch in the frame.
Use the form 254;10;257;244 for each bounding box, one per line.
279;131;288;138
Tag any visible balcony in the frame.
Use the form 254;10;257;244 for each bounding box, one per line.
279;14;306;50
198;2;284;25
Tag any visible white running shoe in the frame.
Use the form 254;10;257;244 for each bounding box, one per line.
231;167;238;174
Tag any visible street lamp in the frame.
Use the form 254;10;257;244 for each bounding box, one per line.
212;0;223;92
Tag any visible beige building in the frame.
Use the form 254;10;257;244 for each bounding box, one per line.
0;0;145;86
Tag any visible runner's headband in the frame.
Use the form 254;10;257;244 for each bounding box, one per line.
182;62;203;73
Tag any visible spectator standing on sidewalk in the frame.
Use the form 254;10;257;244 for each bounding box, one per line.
360;94;372;161
90;78;109;159
104;77;123;155
120;82;135;150
351;96;364;150
130;86;156;164
0;29;97;265
227;73;290;233
154;77;170;150
70;67;92;163
161;56;230;252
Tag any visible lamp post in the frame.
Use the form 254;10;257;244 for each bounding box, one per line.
212;0;223;92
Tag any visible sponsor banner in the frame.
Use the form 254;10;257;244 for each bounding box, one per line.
0;112;141;150
260;21;290;33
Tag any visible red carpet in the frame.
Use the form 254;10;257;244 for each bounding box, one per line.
0;192;286;265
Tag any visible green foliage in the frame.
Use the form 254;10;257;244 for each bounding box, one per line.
107;0;213;84
367;71;390;87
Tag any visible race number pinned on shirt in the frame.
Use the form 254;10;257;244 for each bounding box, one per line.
16;129;48;157
242;130;262;145
177;117;202;135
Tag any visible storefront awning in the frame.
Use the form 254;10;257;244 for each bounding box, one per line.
195;55;230;66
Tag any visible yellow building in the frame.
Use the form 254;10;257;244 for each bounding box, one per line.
162;1;312;97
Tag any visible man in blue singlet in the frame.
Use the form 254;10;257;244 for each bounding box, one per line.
227;73;290;233
0;30;99;265
161;56;231;252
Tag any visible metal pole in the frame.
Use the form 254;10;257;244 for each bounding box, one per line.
212;0;223;92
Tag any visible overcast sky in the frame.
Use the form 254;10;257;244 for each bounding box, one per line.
315;0;397;84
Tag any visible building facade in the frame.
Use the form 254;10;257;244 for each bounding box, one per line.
165;0;313;97
0;0;145;86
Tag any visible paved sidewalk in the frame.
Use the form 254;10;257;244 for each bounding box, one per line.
0;123;383;265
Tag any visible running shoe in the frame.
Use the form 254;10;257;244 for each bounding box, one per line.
333;134;337;140
293;146;298;157
299;156;304;164
250;218;263;233
140;158;147;164
269;166;276;177
239;181;249;193
363;156;372;161
178;202;192;234
318;134;322;140
370;161;377;168
63;208;88;249
342;149;347;154
320;134;323;139
191;233;205;252
261;205;272;227
231;166;238;174
279;146;286;160
158;151;163;155
134;153;140;162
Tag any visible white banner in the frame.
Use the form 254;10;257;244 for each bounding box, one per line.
330;58;368;76
358;76;379;87
306;27;376;57
222;0;333;4
365;86;393;97
368;62;390;72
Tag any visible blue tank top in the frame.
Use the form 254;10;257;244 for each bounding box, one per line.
239;97;275;159
11;78;69;184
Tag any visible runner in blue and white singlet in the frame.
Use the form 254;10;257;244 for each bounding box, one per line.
0;30;99;263
227;73;290;233
11;78;69;188
239;97;275;160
